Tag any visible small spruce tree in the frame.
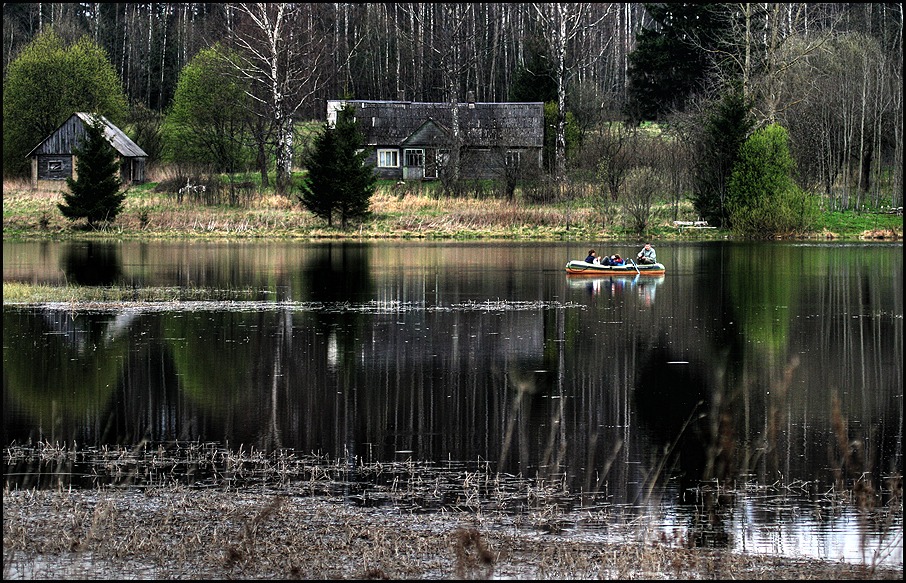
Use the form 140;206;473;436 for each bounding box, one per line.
299;104;375;228
298;121;340;226
58;117;125;229
334;105;376;228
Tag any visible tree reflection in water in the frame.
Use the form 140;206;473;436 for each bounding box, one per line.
2;240;902;566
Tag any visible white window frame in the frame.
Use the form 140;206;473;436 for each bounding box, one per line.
377;149;399;168
404;148;424;168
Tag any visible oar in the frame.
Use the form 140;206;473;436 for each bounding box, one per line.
630;259;640;274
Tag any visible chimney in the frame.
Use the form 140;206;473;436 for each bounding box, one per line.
466;90;476;104
398;89;407;102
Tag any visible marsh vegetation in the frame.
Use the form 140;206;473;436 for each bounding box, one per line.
3;442;902;580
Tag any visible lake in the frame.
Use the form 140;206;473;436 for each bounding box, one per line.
2;239;903;568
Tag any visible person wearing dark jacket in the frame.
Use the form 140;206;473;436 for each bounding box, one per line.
585;249;597;264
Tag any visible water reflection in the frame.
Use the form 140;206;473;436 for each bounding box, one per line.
565;274;664;306
3;240;903;567
61;241;123;286
3;313;128;441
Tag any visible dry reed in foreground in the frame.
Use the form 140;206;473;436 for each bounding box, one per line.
3;486;901;580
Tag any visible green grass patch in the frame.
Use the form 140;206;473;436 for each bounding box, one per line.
818;209;903;235
2;281;262;304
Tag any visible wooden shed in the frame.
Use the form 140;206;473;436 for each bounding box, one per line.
27;112;147;188
326;96;543;181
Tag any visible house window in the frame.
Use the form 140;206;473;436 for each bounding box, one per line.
506;151;521;167
48;160;63;172
377;149;399;168
404;148;424;167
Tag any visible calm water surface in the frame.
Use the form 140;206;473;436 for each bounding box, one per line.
3;240;903;567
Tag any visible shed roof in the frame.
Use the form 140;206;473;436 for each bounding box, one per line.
327;100;544;148
26;112;148;158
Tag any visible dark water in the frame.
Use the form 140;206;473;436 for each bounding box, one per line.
3;240;903;566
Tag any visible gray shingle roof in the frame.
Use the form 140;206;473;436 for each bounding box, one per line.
327;100;544;148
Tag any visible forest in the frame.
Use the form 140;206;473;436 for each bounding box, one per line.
2;3;903;233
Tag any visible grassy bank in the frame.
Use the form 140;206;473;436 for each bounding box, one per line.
2;176;902;241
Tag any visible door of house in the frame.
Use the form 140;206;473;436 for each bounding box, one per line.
403;148;425;180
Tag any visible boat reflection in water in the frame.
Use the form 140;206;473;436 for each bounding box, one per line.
566;274;665;304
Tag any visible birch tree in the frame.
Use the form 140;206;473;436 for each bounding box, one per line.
531;3;615;178
229;3;324;195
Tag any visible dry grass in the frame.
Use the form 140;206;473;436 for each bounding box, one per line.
3;443;902;580
4;175;901;241
4;486;901;580
0;177;696;241
861;228;901;240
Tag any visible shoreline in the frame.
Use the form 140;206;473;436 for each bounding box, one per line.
2;227;900;242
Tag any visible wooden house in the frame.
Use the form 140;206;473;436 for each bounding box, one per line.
326;95;543;181
28;112;147;188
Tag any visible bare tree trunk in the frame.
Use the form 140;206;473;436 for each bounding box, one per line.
532;3;614;179
159;3;169;110
894;5;904;207
842;99;852;209
231;3;324;196
448;71;461;185
555;7;568;179
394;4;401;97
122;5;131;98
147;6;153;108
181;3;188;70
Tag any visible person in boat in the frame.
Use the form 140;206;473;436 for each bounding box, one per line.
636;243;657;265
585;249;598;264
610;254;625;266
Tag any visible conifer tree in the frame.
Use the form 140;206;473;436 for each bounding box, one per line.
299;104;375;228
58;117;126;228
333;105;376;228
691;86;753;228
298;122;340;226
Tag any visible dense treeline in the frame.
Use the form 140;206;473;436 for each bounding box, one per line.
3;3;642;114
4;4;899;117
3;3;903;231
